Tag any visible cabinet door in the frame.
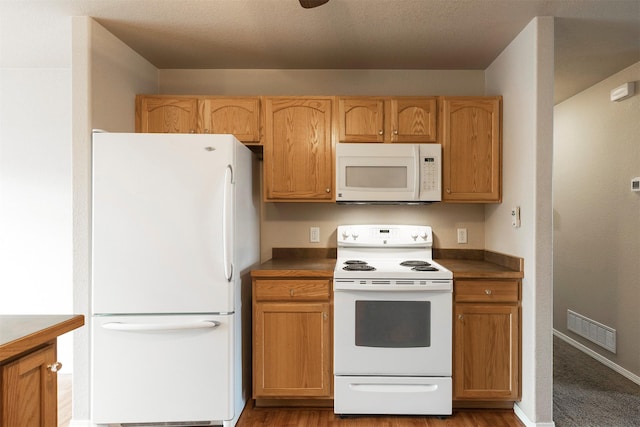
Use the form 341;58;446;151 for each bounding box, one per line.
253;301;332;398
1;343;58;427
200;97;261;143
441;97;501;202
453;303;519;400
390;97;437;142
135;96;198;133
263;97;334;201
337;97;385;143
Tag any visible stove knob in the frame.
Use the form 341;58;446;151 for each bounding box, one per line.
411;233;418;241
352;233;359;240
342;231;350;240
421;232;429;240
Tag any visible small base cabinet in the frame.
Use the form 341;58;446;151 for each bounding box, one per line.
1;343;58;427
453;279;521;403
252;278;333;400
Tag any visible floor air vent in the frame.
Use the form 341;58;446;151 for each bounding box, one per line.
567;309;616;353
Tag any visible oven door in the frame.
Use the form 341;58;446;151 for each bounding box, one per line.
334;289;451;376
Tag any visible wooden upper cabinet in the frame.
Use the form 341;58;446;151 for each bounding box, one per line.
390;97;437;142
337;97;437;143
338;97;385;143
135;96;198;133
135;95;261;143
263;97;334;202
440;96;502;203
200;97;261;143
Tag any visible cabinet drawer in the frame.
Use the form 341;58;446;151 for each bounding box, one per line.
454;280;519;303
254;279;331;301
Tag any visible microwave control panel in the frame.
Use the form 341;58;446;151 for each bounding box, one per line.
418;145;442;201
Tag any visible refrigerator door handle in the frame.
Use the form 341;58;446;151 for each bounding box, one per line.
101;320;221;332
222;164;234;282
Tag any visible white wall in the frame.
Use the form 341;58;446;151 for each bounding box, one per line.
71;16;158;424
0;5;74;370
485;17;555;426
554;62;640;376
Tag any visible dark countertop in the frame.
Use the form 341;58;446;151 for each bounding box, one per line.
251;258;336;278
252;248;523;280
0;315;85;363
437;258;524;279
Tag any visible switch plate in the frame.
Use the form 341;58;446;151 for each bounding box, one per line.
309;227;320;243
456;228;467;244
511;206;521;228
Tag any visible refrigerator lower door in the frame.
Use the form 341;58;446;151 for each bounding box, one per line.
91;314;234;424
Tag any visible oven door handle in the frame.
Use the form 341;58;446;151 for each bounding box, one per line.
349;383;439;393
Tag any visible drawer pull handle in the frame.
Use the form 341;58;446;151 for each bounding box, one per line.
485;289;492;295
48;362;62;373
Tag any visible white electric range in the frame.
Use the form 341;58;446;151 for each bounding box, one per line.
333;224;453;416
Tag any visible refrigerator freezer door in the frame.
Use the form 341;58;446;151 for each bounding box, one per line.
92;133;238;314
91;314;234;424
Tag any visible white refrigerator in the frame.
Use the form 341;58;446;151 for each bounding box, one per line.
90;132;259;426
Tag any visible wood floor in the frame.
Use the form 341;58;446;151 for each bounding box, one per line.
236;401;525;427
58;377;524;427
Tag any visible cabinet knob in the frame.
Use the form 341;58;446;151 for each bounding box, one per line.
189;129;196;134
48;362;62;373
323;312;328;320
393;129;398;135
325;188;330;193
446;188;451;194
485;289;493;295
378;130;383;135
458;314;464;321
289;289;294;297
204;129;210;133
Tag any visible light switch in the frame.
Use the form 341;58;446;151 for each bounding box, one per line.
511;206;521;228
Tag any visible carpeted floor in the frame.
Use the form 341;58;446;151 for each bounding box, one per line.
553;335;640;427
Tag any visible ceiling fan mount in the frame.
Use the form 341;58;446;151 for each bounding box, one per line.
299;0;330;8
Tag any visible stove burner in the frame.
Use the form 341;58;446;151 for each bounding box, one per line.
400;260;432;267
343;264;376;271
411;266;439;272
344;260;368;265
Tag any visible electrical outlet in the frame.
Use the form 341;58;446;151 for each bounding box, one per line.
456;228;467;244
309;227;320;243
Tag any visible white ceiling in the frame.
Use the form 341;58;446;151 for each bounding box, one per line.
2;0;639;103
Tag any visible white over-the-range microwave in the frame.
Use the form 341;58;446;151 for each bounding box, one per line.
335;143;442;204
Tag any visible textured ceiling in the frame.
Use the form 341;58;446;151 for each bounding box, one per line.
2;0;639;103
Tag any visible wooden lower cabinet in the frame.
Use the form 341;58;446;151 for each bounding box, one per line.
453;279;521;403
252;278;332;400
1;343;58;426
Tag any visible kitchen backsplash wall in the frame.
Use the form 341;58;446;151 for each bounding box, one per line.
260;201;485;262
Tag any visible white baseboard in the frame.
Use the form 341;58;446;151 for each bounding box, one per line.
554;329;640;385
513;403;556;427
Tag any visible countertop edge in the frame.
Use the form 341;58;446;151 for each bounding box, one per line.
0;315;85;363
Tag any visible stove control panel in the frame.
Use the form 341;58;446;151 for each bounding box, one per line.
337;225;432;247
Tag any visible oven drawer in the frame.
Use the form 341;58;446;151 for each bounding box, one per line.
334;376;452;415
254;279;331;301
454;279;520;303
